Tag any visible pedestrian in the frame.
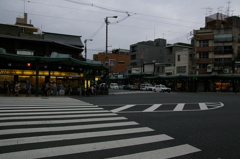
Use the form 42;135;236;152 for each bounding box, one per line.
45;82;50;96
15;81;20;96
57;83;61;96
41;82;46;96
3;79;9;96
81;84;85;96
78;85;82;96
91;85;95;96
67;82;72;96
52;82;57;96
26;80;31;97
8;81;14;96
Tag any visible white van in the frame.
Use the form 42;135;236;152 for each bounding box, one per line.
110;83;119;89
140;83;153;91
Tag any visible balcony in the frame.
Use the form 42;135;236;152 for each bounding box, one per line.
195;58;214;63
196;46;214;52
196;69;207;74
214;49;233;55
214;61;233;66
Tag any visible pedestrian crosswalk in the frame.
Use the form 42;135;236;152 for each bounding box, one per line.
101;102;224;113
0;97;201;158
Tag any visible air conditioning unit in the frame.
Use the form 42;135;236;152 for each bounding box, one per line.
207;65;212;72
223;69;229;73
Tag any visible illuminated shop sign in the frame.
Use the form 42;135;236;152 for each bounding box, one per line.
0;69;83;77
17;50;34;56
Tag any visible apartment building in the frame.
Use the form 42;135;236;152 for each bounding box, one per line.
194;13;240;74
165;43;193;75
128;38;166;74
93;49;130;75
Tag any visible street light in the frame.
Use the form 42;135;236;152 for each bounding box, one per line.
84;39;93;60
105;16;117;63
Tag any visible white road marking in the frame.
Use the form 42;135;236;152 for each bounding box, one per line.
0;127;154;147
0;105;98;109
1;117;127;126
173;103;185;111
199;103;208;110
0;121;139;135
143;104;162;112
111;105;136;112
106;144;201;159
0;134;173;159
0;107;102;112
0;113;117;121
0;110;109;116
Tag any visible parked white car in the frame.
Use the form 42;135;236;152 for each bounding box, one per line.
140;83;153;91
110;83;119;89
152;85;171;93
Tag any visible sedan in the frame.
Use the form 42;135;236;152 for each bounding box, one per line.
152;85;171;93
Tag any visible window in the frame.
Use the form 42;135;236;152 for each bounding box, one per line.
199;40;209;47
199;64;208;69
214;46;233;54
130;54;136;60
130;62;137;66
214;58;232;62
177;55;180;61
118;61;125;64
199;52;209;58
214;34;232;42
130;46;137;52
177;66;186;73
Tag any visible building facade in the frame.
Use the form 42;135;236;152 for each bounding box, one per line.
93;49;130;76
194;13;240;74
0;13;107;95
128;38;167;74
175;48;194;75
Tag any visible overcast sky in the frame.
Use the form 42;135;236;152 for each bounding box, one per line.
1;0;240;59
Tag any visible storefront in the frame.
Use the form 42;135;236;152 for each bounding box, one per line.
0;53;108;96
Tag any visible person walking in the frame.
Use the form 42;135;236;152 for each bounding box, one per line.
78;85;82;96
8;81;14;96
41;82;46;96
52;82;57;96
25;80;31;97
45;82;50;96
3;79;9;96
67;82;72;96
15;81;20;96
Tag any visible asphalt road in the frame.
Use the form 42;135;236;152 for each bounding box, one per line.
74;90;240;159
0;90;239;158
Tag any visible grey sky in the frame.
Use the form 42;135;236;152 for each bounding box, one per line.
0;0;240;59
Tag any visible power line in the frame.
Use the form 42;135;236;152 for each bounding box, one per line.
23;0;202;25
64;0;202;24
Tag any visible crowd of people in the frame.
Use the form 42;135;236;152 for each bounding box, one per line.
2;79;26;96
2;79;109;97
40;82;109;96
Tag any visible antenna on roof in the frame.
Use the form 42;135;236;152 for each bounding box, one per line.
202;7;213;16
226;0;231;16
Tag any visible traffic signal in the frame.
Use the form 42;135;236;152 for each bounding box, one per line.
26;63;31;69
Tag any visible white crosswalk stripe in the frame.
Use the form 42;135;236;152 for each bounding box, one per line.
108;102;224;113
0;97;201;158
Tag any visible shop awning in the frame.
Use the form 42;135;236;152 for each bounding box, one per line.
0;53;108;69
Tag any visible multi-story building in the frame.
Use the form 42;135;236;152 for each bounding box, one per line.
128;38;166;74
0;13;107;95
194;13;240;74
165;43;193;75
93;49;130;75
174;47;194;75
